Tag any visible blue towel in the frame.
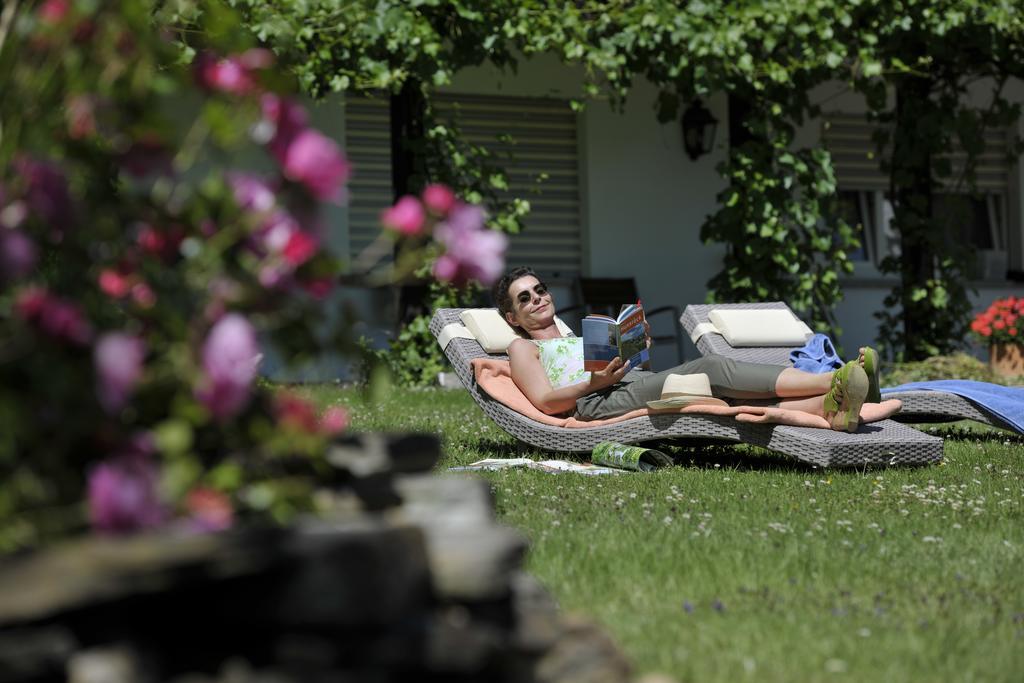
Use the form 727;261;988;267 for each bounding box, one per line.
789;333;844;374
881;380;1024;434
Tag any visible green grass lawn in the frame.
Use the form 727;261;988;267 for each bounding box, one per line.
300;384;1024;682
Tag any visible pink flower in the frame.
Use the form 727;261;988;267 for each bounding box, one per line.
136;224;166;255
196;53;257;95
422;184;456;216
38;0;69;24
282;230;318;266
381;195;425;236
130;282;156;308
196;313;260;421
14;286;49;320
258;263;289;289
185;487;234;533
238;48;275;70
0;229;38;280
319;406;349;435
300;277;334;299
94;332;145;413
66;94;97;139
88;446;165;533
432;204;507;286
229;173;278;213
275;393;319;432
282;129;351;202
14;157;73;229
99;268;133;298
261;94;309;160
15;287;92;345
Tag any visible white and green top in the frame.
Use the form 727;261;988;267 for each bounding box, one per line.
533;336;590;389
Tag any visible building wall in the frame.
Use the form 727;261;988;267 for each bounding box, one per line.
442;54;728;368
271;60;1022;381
795;78;1024;357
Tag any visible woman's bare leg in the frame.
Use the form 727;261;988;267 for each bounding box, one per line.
776;394;827;415
773;368;833;398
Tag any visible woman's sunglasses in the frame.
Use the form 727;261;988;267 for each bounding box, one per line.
516;282;549;307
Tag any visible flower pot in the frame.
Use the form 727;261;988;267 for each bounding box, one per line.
989;342;1024;378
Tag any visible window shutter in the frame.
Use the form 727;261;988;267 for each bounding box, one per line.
822;113;1011;193
344;95;392;259
432;93;582;279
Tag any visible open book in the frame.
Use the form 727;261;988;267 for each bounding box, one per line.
582;301;650;372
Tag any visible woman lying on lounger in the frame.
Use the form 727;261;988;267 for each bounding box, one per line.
493;266;889;432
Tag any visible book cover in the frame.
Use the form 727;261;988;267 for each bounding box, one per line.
582;301;651;372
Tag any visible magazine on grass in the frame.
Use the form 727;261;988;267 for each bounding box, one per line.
449;458;621;476
582;301;651;372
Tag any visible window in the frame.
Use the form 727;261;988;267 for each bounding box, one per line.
343;95;392;260
823;113;1013;278
432;92;582;280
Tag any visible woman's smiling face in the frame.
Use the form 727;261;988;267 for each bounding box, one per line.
505;274;554;332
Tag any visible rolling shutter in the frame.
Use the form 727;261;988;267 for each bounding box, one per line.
432;93;582;279
822;113;1011;192
344;95;392;258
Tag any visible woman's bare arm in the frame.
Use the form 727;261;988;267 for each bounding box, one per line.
507;338;631;415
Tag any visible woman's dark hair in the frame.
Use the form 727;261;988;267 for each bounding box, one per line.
492;266;538;319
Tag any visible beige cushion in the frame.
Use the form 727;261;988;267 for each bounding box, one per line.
459;309;572;353
708;308;813;347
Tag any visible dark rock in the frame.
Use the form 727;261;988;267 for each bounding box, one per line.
533;617;633;683
0;626;76;683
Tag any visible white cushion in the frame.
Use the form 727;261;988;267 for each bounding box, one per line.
708;308;813;347
459;309;573;353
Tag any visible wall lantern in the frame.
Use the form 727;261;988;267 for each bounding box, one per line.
681;98;718;161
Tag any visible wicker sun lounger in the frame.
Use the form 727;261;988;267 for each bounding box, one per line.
680;302;1016;431
431;308;942;468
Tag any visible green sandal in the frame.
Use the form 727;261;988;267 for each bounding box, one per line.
860;346;881;404
824;361;869;433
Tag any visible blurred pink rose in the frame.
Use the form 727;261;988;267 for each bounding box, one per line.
130;282;156;308
14;157;73;229
229;173;277;213
258;264;289;289
15;287;92;345
196;53;257;95
261;94;309;160
300;277;334;299
66;94;97;139
282;230;318;266
38;0;69;24
381;195;425;236
422;184;456;216
275;393;319;432
282;129;351;202
258;210;300;253
0;229;38;280
88;447;165;533
185;487;234;533
14;287;48;320
94;332;146;413
135;224;182;261
432;204;507;286
238;48;275;70
319;406;349;435
99;268;133;298
197;313;260;421
136;224;165;255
